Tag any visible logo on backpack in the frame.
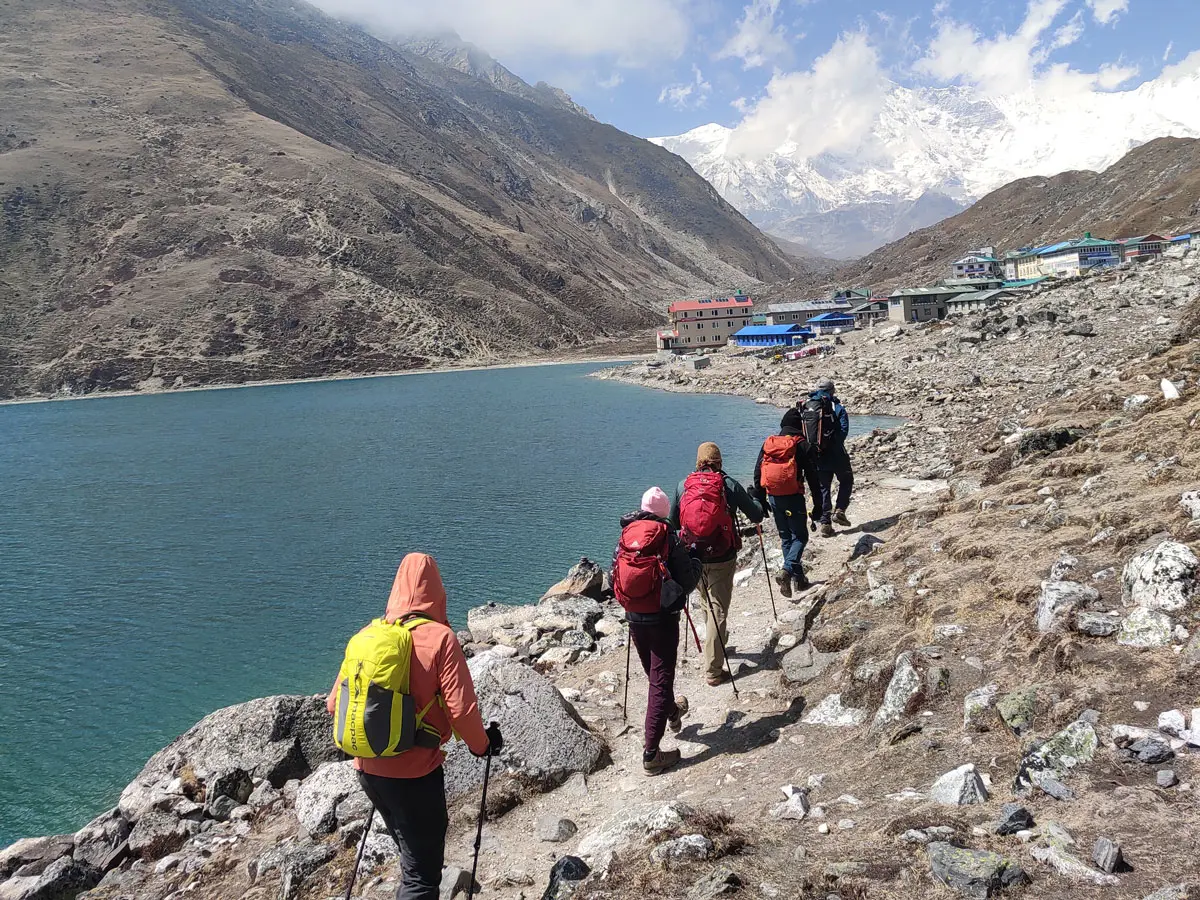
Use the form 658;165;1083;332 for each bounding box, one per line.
678;470;737;558
800;396;838;455
333;615;442;758
761;435;801;496
612;519;671;614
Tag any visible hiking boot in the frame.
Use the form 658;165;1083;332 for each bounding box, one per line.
833;508;852;527
820;522;835;538
643;748;681;776
668;696;689;733
793;570;812;592
775;569;793;599
706;671;729;687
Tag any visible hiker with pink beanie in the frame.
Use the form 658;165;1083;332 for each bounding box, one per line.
610;486;701;775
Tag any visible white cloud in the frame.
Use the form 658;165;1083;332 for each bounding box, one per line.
1050;11;1084;51
313;0;690;66
1086;0;1129;25
717;0;789;69
727;31;886;160
658;65;713;109
1161;49;1200;81
597;72;624;89
1163;41;1173;63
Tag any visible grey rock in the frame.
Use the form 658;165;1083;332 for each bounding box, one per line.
1119;607;1175;647
205;794;238;822
1092;837;1123;874
650;834;714;868
1158;769;1179;788
537;816;579;843
995;804;1034;836
770;785;810;820
1181;491;1200;520
873;652;924;730
1126;738;1175;764
294;761;362;835
247;780;281;809
0;856;101;900
825;860;868;877
1036;581;1098;633
930;764;989;806
439;866;474;900
964;683;999;732
927;842;1029;899
576;801;695;873
1014;719;1098;793
867;584;897;607
1142;884;1198;900
780;642;839;686
443;656;604;798
541;558;605;601
558;629;596;652
207;768;253;805
0;835;74;880
1075;611;1119;637
538;646;581;666
1158;709;1187;736
686;866;742;900
335;791;373;828
540;856;590;900
1014;427;1085;459
802;694;867;727
1049;553;1080;581
118;694;337;821
71;807;130;872
1032;843;1118;886
1034;776;1075;801
279;841;336;900
127;811;194;860
1123;540;1199;612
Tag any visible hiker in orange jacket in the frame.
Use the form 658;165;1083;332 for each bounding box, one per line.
326;553;500;900
753;407;821;598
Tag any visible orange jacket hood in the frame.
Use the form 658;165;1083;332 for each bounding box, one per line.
384;553;449;625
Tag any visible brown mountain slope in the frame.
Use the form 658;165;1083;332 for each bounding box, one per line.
792;137;1200;295
0;0;796;400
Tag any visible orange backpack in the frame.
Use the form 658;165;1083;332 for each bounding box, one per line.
761;435;801;496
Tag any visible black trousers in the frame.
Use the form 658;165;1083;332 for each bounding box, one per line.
359;768;448;900
817;463;854;523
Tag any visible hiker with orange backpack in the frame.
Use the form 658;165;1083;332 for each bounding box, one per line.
671;442;767;687
325;553;502;900
753;408;821;598
612;487;702;775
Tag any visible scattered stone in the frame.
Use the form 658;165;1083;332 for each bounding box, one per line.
867;584;897;607
1032;842;1118;887
576;802;695;873
1036;581;1098;633
1158;769;1179;788
294;760;361;835
72;807;131;872
927;842;1030;899
541;558;605;601
126;811;194;860
770;785;810;820
1180;491;1200;520
1015;427;1086;459
207;767;253;806
1123;541;1199;612
205;794;238;822
1035;777;1075;801
997;687;1039;736
537;817;578;843
929;764;989;806
1075;611;1119;637
1142;884;1198;900
995;805;1034;836
802;694;867;727
779;642;839;686
964;684;999;732
1158;709;1187;737
247;780;281;809
1092;837;1124;874
686;866;742;900
1124;738;1175;765
1014;719;1098;793
280;842;337;900
649;834;714;868
540;856;590;900
1119;607;1175;648
1048;553;1079;581
0;856;101;900
872;651;924;730
439;866;473;900
0;835;75;879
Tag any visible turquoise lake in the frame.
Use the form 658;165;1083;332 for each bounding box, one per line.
0;362;894;844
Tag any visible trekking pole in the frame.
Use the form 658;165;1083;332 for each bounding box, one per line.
622;622;632;724
698;569;739;699
683;605;703;653
343;804;375;900
468;749;493;900
756;525;779;620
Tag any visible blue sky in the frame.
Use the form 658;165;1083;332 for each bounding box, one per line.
323;0;1200;140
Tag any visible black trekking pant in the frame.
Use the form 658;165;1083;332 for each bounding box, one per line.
818;463;854;524
359;768;448;900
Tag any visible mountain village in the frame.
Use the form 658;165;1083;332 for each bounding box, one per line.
656;231;1196;354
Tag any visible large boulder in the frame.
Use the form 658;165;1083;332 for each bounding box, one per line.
1123;541;1199;612
119;695;338;822
294;760;362;835
443;656;605;798
541;558;605;601
0;856;100;900
72;808;131;872
576;801;696;873
0;836;73;880
1118;607;1174;648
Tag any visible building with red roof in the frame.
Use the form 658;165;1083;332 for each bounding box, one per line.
659;292;755;351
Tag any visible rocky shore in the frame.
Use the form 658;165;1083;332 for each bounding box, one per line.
4;251;1200;900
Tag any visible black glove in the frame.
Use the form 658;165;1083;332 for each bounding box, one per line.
485;722;503;757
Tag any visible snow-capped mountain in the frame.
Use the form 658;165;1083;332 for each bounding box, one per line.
653;70;1200;259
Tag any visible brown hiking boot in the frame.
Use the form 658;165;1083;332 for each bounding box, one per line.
774;569;793;599
706;671;729;687
833;509;852;527
643;748;681;776
668;696;689;733
793;570;811;592
820;522;835;538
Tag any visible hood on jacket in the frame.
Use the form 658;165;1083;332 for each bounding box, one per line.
384;553;449;625
780;407;805;434
621;510;667;528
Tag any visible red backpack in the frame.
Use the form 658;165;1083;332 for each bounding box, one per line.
761;435;801;496
678;470;736;557
612;519;670;614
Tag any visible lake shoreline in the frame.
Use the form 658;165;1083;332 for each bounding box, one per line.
0;350;654;407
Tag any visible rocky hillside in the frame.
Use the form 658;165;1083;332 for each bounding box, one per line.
4;251;1199;900
781;137;1200;297
0;0;795;401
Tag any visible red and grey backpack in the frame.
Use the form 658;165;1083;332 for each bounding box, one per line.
678;470;736;557
612;519;671;614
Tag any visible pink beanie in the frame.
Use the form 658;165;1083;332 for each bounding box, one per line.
641;486;670;519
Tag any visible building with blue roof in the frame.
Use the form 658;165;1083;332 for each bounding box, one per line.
807;312;856;334
732;324;812;347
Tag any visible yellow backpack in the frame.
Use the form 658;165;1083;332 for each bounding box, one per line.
333;614;442;758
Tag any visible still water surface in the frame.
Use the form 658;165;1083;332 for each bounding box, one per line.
0;363;895;843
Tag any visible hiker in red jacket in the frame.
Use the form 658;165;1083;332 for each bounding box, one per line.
612;487;701;775
671;442;767;686
753;408;821;598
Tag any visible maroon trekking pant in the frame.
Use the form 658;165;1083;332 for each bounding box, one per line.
629;616;680;754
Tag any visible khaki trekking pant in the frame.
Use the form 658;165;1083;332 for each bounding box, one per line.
698;557;737;680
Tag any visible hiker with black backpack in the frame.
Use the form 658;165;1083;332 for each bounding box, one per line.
612;487;702;775
801;378;854;538
671;442;767;687
752;408;821;598
326;553;502;900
